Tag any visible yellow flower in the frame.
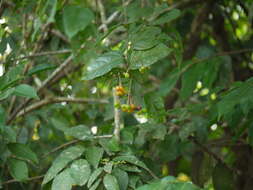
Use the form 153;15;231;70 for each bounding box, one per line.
200;88;209;96
177;173;190;182
210;93;217;100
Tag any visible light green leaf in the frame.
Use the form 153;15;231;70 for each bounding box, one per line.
103;174;120;190
0;88;15;101
7;158;28;181
87;167;104;188
27;63;56;76
8;143;38;163
52;169;74;190
42;145;85;185
13;84;38;99
90;178;102;190
130;43;171;69
112;168;129;190
86;146;104;168
69;159;91;186
83;51;124;80
65;125;92;140
63;5;94;38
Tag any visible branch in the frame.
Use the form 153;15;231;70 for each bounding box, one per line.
42;135;113;158
2;175;44;185
97;0;108;33
113;88;121;141
16;97;109;118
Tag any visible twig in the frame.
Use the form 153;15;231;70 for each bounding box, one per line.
2;175;44;185
42;135;112;158
15;97;109;118
10;49;72;61
97;0;108;33
50;29;70;44
113;88;121;141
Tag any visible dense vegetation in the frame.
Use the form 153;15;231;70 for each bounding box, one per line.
0;0;253;189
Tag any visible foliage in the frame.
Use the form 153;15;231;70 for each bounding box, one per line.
0;0;253;190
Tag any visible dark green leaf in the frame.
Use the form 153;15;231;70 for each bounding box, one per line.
13;84;38;99
7;158;28;181
112;168;129;190
103;174;120;190
86;146;104;168
65;125;92;140
27;64;56;76
8;143;38;163
152;9;181;25
63;5;94;38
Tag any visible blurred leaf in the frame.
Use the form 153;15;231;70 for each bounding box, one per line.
8;143;38;163
63;5;94;38
130;43;171;69
7;158;28;182
212;162;235;190
69;159;91;186
112;168;129;190
86;146;104;168
52;169;74;190
87;167;104;188
42;145;85;185
90;178;102;190
103;174;120;190
13;84;38;99
65;125;92;140
83;51;124;80
27;63;56;76
152;9;181;25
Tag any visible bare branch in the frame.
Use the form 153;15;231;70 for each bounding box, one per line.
113;88;122;141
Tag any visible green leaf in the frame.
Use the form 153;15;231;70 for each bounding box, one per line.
104;161;113;173
152;9;181;25
65;125;92;140
113;155;149;171
8;143;38;163
86;146;104;169
212;163;235;190
87;167;104;188
27;63;56;76
119;165;141;173
0;88;15;101
7;158;28;181
248;121;253;146
90;178;102;190
112;168;129;190
83;51;124;80
52;169;74;190
42;145;85;185
130;43;171;70
69;159;91;186
103;174;120;190
13;84;38;99
63;5;94;38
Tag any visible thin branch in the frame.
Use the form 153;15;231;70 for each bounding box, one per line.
113;88;121;141
42;135;113;158
16;97;109;118
11;49;72;61
97;0;108;32
50;29;70;44
2;175;44;185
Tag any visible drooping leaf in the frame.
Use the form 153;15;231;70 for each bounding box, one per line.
8;143;38;163
112;168;129;190
65;125;92;140
86;146;104;169
83;51;124;80
87;167;104;188
42;145;85;185
13;84;38;99
69;159;91;186
103;174;120;190
52;169;74;190
63;5;94;38
130;43;171;69
7;158;28;182
27;63;56;76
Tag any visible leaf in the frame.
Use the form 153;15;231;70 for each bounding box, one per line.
69;159;91;186
0;88;15;101
113;155;149;171
119;165;141;173
86;146;104;169
13;84;38;99
112;168;129;190
46;0;58;23
90;178;102;190
65;125;92;140
42;145;85;185
52;169;74;190
63;5;94;38
103;174;120;190
27;63;56;76
87;167;104;188
83;51;124;80
8;143;38;163
7;158;28;181
152;9;181;25
130;43;171;70
248;121;253;146
212;163;235;190
104;161;113;173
